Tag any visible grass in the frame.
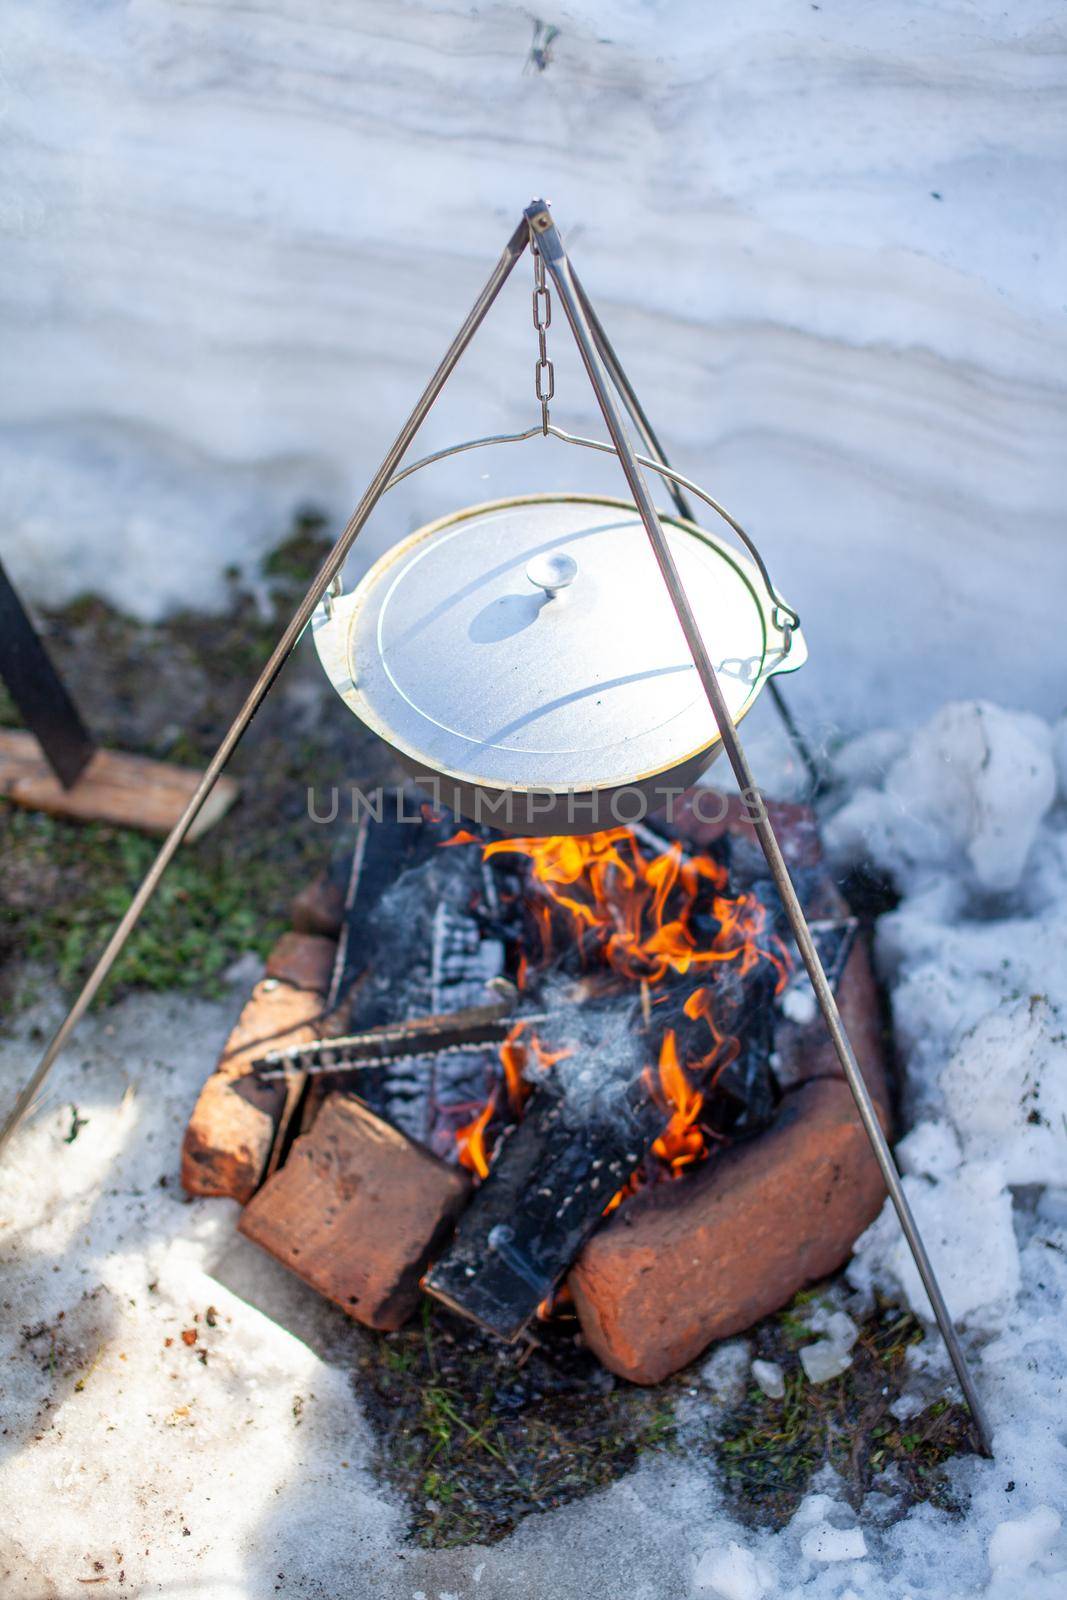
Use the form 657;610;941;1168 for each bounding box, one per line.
0;807;292;1003
349;1283;972;1549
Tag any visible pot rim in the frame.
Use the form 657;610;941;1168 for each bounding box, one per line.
312;491;807;801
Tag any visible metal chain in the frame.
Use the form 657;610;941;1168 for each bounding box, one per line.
532;245;554;433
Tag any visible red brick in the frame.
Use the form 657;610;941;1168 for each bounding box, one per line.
568;1075;890;1384
181;973;330;1204
265;931;338;993
238;1094;472;1330
566;809;890;1382
290;873;346;938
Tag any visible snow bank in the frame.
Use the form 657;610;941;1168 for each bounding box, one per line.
3;3;1067;729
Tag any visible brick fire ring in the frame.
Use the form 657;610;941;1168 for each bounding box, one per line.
182;794;892;1386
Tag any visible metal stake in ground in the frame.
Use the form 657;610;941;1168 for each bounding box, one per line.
0;217;532;1160
526;198;992;1457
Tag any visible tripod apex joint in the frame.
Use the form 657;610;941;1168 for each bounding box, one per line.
525;198;554;232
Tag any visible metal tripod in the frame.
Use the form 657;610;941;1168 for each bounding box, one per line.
0;200;992;1456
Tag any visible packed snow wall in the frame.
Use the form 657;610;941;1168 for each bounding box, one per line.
2;1;1065;730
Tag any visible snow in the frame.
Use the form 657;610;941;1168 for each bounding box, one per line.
988;1507;1062;1573
825;702;1056;895
799;1524;867;1563
693;1540;773;1600
941;1000;1067;1186
4;694;1067;1596
849;1159;1022;1327
3;4;1067;731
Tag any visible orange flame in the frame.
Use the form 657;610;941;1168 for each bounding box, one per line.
648;1028;706;1172
477;828;787;989
497;1020;573;1118
455;1094;495;1180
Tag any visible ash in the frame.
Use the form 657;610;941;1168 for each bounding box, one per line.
519;973;647;1129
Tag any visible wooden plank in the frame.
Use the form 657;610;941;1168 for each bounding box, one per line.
0;729;238;839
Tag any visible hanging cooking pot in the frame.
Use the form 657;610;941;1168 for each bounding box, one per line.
312;430;805;835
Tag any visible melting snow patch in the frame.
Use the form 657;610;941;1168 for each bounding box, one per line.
941;998;1067;1185
825;701;1056;894
988;1506;1062;1572
849;1160;1020;1326
700;1341;752;1406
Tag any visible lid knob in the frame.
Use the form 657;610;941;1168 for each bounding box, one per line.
526;551;578;600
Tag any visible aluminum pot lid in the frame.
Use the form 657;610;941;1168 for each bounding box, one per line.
313;494;804;793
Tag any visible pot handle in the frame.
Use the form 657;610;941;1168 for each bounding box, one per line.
318;423;801;662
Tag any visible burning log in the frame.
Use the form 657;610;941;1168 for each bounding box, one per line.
425;964;780;1341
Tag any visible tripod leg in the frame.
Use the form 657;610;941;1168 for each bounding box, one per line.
0;217;531;1160
530;199;993;1457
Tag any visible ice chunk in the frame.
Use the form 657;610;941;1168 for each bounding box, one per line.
800;1523;867;1561
751;1359;785;1399
988;1505;1062;1571
780;980;816;1025
941;998;1067;1186
896;1119;962;1180
848;1162;1020;1325
799;1342;852;1384
700;1341;751;1406
693;1541;772;1600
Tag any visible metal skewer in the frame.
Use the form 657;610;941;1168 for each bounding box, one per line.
528;198;992;1456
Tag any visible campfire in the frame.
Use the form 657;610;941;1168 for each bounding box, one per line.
448;824;792;1191
182;788;890;1384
